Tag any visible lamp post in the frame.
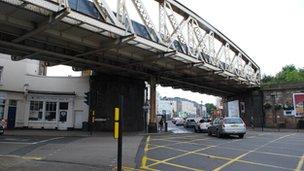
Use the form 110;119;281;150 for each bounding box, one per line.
201;100;203;117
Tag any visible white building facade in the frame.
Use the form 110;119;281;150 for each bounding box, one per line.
157;99;177;117
180;100;196;115
0;54;90;130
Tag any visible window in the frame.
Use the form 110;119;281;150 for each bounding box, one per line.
9;100;17;107
45;102;57;121
0;66;3;83
29;101;43;121
59;102;68;122
59;102;68;110
224;118;243;124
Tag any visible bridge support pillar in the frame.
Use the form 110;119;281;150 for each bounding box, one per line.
148;77;157;133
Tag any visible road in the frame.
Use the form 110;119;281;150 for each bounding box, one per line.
167;121;192;133
0;133;143;171
140;124;304;171
1;127;304;171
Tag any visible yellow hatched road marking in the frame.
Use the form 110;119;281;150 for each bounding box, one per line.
147;137;210;151
212;133;296;171
146;135;244;169
215;145;301;158
147;157;203;171
140;135;152;170
151;143;295;170
146;146;215;168
295;154;304;171
151;135;201;141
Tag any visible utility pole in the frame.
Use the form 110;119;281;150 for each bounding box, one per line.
113;96;124;171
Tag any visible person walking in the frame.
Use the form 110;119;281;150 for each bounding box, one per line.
159;117;164;132
250;116;255;129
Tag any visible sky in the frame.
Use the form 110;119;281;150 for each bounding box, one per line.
47;0;304;104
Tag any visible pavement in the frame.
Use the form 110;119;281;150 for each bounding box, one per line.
138;123;304;171
0;130;144;171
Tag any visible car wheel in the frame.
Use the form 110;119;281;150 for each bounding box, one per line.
194;127;197;133
208;129;212;136
239;134;244;139
216;130;222;138
198;127;202;133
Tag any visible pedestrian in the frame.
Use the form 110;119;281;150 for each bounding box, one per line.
250;116;255;129
159;117;164;132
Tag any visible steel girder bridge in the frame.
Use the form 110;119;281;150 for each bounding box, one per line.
0;0;260;96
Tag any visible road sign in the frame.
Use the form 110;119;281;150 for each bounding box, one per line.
95;118;107;122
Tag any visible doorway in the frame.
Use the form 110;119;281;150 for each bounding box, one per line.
7;100;17;129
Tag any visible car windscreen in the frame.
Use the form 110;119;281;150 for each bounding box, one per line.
224;118;243;124
189;119;195;122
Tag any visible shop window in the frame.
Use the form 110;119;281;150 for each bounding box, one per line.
29;101;43;121
59;102;68;122
45;102;57;121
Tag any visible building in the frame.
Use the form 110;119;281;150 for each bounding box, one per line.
157;96;205;118
0;54;89;130
157;97;177;118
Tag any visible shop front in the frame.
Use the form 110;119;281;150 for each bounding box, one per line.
26;92;75;130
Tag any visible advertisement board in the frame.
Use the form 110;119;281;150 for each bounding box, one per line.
293;93;304;117
228;100;240;117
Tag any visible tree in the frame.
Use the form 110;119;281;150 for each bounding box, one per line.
262;65;304;85
205;103;216;116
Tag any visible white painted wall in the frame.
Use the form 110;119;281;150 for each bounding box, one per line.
157;100;176;116
0;54;40;92
0;53;90;129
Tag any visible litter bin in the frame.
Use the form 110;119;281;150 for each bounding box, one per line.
82;122;89;131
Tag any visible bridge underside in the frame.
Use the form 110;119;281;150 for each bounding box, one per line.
0;1;256;97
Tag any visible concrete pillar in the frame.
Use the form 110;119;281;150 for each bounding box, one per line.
148;77;157;133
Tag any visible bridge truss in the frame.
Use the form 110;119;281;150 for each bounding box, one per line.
0;0;260;96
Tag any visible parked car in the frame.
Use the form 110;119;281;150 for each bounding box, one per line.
172;117;179;124
207;117;246;138
194;118;211;133
184;118;196;128
175;117;184;126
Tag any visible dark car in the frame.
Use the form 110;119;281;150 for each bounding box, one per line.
207;117;246;138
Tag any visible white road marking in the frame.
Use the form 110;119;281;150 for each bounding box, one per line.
32;137;64;144
0;137;64;145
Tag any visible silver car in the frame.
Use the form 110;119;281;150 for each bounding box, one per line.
208;117;246;138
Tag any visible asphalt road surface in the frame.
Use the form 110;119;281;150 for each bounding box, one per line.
139;130;304;171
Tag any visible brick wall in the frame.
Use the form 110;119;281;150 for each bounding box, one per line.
263;83;304;128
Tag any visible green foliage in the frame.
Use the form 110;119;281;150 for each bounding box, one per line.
262;65;304;85
205;103;216;115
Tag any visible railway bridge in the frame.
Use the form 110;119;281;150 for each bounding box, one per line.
0;0;260;131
